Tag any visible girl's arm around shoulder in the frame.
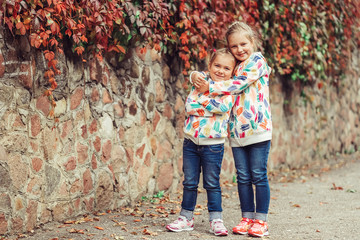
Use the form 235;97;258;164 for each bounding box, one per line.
185;88;213;117
209;52;271;95
185;99;213;117
197;94;235;114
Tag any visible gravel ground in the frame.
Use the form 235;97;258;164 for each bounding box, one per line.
3;157;360;240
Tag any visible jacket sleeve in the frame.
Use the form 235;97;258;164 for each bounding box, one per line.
185;88;213;117
185;100;213;116
197;94;235;114
209;53;269;95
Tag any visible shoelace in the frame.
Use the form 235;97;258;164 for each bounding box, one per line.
237;218;251;227
251;222;265;231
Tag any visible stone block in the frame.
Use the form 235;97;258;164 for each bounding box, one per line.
89;119;98;134
83;169;93;195
0;54;5;77
157;163;174;191
0;194;11;213
26;200;38;232
30;114;41;137
54;98;67;117
142;66;150;86
135;144;145;159
101;140;112;163
0;213;8;235
26;176;43;196
64;156;77;171
70;87;84;110
155;80;165;103
95;171;114;210
44;164;61;196
70;179;82;194
76;143;88;165
8;154;29;190
102;89;113;104
36;95;50;116
91;153;98;170
91;87;100;103
14;197;24;211
11;217;23;233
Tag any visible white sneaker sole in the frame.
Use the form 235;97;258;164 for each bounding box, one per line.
166;226;194;232
210;229;228;236
248;231;269;237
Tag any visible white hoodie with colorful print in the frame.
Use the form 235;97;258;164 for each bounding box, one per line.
184;74;236;145
209;52;272;147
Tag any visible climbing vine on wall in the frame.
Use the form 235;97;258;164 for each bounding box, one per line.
1;0;359;116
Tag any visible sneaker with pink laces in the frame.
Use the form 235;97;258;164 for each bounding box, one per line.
248;219;269;237
233;217;254;234
166;216;194;232
209;219;228;236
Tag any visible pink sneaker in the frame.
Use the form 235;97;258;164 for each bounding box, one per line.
209;219;228;236
166;216;194;232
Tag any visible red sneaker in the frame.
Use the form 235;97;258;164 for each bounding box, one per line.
232;217;254;235
248;219;269;237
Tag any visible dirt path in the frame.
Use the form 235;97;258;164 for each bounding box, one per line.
4;158;360;240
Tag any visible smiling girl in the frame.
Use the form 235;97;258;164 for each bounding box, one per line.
166;48;236;236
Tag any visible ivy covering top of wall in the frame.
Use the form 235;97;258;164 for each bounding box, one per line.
1;0;359;115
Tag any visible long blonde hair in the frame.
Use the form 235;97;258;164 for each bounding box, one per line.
225;21;260;51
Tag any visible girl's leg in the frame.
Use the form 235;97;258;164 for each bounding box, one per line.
201;144;224;221
201;144;228;236
232;146;255;219
248;140;271;221
181;139;201;219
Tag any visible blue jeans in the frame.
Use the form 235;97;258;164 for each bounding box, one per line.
181;139;224;214
232;140;271;220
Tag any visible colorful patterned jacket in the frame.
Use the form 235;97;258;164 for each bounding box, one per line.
184;74;236;145
209;52;272;147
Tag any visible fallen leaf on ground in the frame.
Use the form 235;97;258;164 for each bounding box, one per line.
64;220;76;224
134;219;142;222
94;226;104;230
113;220;127;226
142;229;158;236
95;212;107;216
292;204;301;208
331;183;343;190
69;228;85;234
346;189;357;193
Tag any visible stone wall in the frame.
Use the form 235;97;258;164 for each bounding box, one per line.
0;25;359;234
269;50;360;170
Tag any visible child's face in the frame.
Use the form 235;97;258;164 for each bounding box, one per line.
208;55;235;82
228;31;254;62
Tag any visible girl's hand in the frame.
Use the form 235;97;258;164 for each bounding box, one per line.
191;72;206;88
196;81;209;93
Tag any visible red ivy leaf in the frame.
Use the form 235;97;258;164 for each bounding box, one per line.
16;22;26;35
44;51;55;61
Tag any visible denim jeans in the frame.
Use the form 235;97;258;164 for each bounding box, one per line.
181;138;224;214
232;140;271;220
